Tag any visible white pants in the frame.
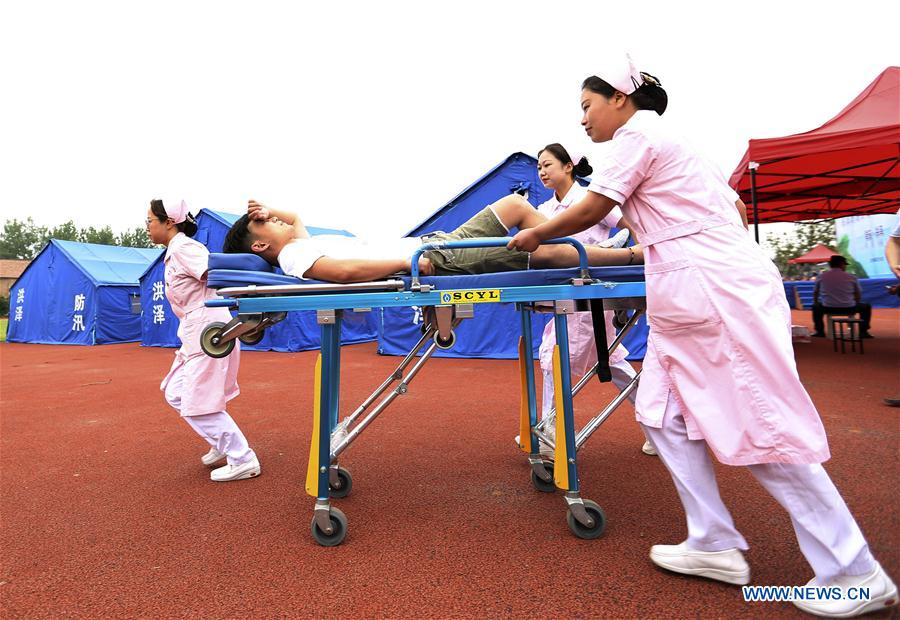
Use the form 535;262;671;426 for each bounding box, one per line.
541;357;638;417
164;371;255;466
641;396;875;582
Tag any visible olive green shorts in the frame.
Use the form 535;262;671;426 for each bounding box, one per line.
422;207;530;275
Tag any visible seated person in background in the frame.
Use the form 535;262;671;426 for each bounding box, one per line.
222;198;641;283
812;255;872;338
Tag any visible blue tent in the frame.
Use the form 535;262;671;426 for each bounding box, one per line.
140;208;379;351
784;278;900;310
7;240;162;345
378;152;649;360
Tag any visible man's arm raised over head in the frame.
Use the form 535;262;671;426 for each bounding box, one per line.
247;200;310;240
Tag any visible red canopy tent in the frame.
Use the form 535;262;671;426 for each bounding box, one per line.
729;67;900;239
787;243;838;264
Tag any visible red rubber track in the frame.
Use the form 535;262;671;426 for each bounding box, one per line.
2;310;897;618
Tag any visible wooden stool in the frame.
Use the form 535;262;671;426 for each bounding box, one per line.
824;310;857;338
831;317;864;354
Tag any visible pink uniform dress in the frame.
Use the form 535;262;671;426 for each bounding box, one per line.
160;232;240;416
589;110;829;466
537;182;629;377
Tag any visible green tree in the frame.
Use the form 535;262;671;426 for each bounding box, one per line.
835;235;868;278
47;220;80;242
766;220;838;280
1;218;161;257
117;227;156;248
0;218;47;259
79;226;117;245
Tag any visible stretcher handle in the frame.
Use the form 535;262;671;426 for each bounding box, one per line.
409;236;591;285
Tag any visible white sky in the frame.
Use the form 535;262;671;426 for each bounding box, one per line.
1;0;897;249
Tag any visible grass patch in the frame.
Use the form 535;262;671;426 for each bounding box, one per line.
0;318;7;342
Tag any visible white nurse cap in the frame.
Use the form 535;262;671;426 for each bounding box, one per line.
592;52;643;95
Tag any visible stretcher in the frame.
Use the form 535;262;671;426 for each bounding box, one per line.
203;238;646;546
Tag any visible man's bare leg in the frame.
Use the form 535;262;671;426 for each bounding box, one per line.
489;193;644;267
490;194;549;230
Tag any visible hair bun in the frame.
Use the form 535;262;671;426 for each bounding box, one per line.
574;159;593;178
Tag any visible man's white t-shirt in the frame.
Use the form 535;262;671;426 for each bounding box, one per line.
278;235;423;279
816;269;861;307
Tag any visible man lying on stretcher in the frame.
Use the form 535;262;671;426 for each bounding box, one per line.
222;198;643;283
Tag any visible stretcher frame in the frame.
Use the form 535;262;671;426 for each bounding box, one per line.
203;237;646;546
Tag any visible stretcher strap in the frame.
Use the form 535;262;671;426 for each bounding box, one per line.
305;354;323;498
517;337;532;453
552;346;570;490
590;299;612;383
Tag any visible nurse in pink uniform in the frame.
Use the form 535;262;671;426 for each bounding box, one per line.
509;56;895;618
529;143;653;456
147;199;260;482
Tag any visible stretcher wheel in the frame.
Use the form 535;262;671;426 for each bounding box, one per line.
239;330;265;346
329;467;353;499
531;462;556;493
433;330;456;350
311;507;348;547
200;322;235;359
567;499;607;540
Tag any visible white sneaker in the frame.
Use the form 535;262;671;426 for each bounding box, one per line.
642;440;658;456
330;422;349;454
539;415;557;457
650;542;750;585
792;562;897;617
541;422;556;459
210;455;261;482
515;417;557;458
543;414;557;441
514;434;555;456
201;448;226;466
599;228;631;249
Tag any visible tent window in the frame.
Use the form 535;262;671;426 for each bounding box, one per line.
130;294;141;314
511;181;531;200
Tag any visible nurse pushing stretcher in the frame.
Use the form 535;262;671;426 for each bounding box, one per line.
518;143;653;458
146;199;260;483
508;53;895;618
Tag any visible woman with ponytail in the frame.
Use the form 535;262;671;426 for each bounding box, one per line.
517;144;653;457
146;199;260;482
508;55;894;617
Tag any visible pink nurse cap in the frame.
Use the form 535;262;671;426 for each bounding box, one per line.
164;199;189;224
593;52;643;95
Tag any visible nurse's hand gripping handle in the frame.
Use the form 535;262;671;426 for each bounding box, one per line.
409;237;591;289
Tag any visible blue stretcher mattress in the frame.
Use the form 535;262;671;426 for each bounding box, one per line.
206;253;645;291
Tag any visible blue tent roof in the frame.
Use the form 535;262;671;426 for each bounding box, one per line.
7;240;162;345
49;240;162;286
403;152;549;237
200;208;354;237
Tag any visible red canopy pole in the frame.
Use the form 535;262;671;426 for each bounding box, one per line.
749;161;760;243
